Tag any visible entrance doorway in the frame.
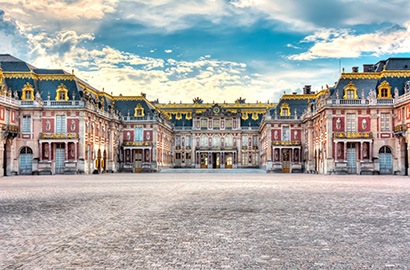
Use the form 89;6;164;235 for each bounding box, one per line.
283;149;290;173
19;147;33;175
200;153;208;169
135;149;142;173
212;153;220;169
347;143;357;174
55;143;65;174
225;153;233;169
379;146;392;175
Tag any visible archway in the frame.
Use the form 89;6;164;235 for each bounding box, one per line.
379;146;393;175
19;147;33;175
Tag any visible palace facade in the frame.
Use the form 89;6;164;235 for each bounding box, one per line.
1;54;410;176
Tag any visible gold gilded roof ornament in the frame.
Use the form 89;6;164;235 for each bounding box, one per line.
343;81;358;99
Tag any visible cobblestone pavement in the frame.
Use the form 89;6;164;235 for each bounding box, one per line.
1;174;410;269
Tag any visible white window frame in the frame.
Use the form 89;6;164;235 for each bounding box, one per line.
22;115;31;133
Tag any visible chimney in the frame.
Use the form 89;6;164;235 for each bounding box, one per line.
363;64;372;72
303;85;311;94
352;67;359;73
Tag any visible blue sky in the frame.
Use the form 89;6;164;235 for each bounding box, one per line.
1;0;410;103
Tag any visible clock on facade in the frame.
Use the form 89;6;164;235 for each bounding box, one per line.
213;107;220;114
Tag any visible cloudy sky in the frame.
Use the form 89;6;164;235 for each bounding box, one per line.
1;0;410;103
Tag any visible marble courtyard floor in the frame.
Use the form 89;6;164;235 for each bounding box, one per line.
1;173;410;269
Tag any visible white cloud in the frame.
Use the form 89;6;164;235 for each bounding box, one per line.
0;0;118;33
164;50;173;53
288;23;410;60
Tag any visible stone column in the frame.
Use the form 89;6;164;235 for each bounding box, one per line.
334;141;337;159
75;142;78;160
280;148;282;163
39;143;43;162
344;141;347;162
291;148;294;163
299;147;301;163
65;142;68;161
48;142;52;162
369;141;373;161
360;142;363;161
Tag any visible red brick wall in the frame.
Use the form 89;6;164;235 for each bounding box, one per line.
67;119;79;133
123;130;134;141
42;119;54;133
272;129;281;141
358;117;371;132
333;117;345;131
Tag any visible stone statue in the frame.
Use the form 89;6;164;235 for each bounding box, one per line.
336;118;341;130
336;90;339;99
394;87;399;99
45;120;51;131
70;120;76;131
362;119;367;130
294;130;298;140
405;81;410;93
361;89;365;99
274;130;278;140
363;143;368;158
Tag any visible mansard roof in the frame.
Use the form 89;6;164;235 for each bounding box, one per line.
271;92;321;117
113;95;158;117
0;54;36;72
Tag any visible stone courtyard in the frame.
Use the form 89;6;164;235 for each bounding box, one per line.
1;173;410;269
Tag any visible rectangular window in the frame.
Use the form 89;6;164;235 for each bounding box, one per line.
213;119;219;129
135;128;143;141
201;119;207;128
5;110;9;124
380;113;390;131
22;115;31;133
226;119;232;128
242;135;248;147
186;136;191;147
176;135;181;147
253;135;258;147
283;126;290;142
346;114;356;132
56;115;66;133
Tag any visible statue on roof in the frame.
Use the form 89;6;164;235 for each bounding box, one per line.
405;81;410;93
235;97;246;104
193;97;203;104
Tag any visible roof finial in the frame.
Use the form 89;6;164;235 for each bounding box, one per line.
383;65;386;71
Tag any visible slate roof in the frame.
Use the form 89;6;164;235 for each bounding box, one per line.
271;96;313;117
113;98;157;117
331;78;379;99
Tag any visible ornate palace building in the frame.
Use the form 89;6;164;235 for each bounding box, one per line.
1;54;410;176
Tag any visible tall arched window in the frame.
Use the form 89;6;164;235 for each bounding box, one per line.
213;135;220;147
225;134;233;147
200;135;207;147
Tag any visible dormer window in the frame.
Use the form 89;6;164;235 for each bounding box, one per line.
22;83;34;100
134;104;144;117
343;82;358;99
280;102;290;116
55;83;69;101
378;81;392;98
